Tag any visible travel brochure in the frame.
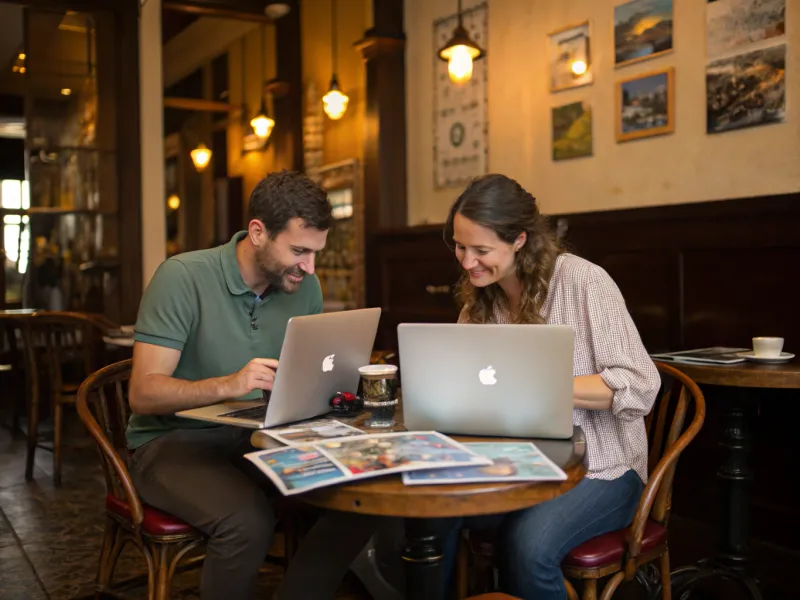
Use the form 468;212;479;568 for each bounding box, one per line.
649;346;749;365
262;418;365;446
402;442;567;485
245;431;493;496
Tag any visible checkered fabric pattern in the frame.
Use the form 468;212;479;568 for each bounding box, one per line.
459;253;661;482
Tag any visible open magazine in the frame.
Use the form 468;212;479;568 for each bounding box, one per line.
244;431;492;496
649;347;749;365
402;442;567;485
262;418;365;446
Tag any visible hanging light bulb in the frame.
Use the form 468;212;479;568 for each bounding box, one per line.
250;99;275;139
167;194;180;211
190;143;212;172
438;0;485;85
323;76;349;120
250;24;276;141
323;0;349;120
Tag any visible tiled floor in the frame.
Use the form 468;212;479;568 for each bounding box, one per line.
0;411;375;600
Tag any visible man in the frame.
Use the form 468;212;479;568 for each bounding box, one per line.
127;170;376;599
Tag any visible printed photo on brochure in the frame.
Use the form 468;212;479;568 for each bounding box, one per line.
264;418;365;446
245;431;492;496
402;442;567;485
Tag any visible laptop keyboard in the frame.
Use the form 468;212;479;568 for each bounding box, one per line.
220;404;268;421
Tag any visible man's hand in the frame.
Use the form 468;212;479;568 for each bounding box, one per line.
222;358;279;398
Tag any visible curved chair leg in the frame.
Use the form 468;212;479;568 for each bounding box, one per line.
581;578;597;600
565;576;579;600
53;400;63;486
599;571;625;600
95;517;119;598
660;552;671;600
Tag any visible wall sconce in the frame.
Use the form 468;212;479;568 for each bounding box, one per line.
437;0;485;86
322;0;349;120
190;143;211;172
569;33;590;77
167;194;181;211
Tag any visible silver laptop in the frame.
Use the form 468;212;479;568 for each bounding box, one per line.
397;323;574;439
177;308;381;429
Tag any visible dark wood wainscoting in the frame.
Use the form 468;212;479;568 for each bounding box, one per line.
369;192;800;593
371;192;800;354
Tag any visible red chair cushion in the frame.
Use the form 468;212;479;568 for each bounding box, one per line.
106;494;201;537
562;520;667;569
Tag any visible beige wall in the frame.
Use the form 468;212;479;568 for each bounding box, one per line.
301;0;370;165
405;0;800;225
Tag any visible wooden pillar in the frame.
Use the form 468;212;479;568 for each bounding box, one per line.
357;0;407;308
272;0;303;172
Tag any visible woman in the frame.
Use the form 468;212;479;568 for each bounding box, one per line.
443;174;661;600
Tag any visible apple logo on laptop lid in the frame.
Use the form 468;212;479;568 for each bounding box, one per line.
322;354;335;372
478;365;497;386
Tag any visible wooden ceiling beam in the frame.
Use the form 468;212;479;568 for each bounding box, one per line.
163;96;237;112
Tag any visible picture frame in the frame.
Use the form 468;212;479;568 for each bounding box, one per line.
551;101;593;160
615;67;675;142
613;0;674;68
547;21;593;92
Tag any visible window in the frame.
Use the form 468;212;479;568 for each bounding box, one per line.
2;179;31;274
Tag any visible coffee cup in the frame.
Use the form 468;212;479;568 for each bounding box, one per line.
752;337;784;358
358;364;399;428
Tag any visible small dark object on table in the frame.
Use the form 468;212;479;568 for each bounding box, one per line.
329;391;364;416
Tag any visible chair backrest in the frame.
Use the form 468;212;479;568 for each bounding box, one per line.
76;359;145;527
25;311;111;382
627;361;705;558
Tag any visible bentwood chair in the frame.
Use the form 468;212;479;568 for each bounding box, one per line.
77;359;301;599
77;359;205;599
561;361;706;600
460;362;705;600
24;311;110;485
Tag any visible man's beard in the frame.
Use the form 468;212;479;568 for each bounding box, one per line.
256;248;305;293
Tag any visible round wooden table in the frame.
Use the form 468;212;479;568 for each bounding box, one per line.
662;358;800;600
251;424;586;599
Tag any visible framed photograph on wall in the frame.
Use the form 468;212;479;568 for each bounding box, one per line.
551;101;593;160
547;21;593;92
706;44;786;134
706;0;785;59
614;0;674;67
616;67;675;142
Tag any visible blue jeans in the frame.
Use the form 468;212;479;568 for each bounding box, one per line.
443;469;644;600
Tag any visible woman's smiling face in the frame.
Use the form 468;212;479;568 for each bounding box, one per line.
452;213;523;287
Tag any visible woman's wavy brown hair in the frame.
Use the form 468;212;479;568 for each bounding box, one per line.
443;174;563;324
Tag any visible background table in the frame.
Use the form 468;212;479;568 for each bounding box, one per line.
251;421;586;599
664;358;800;600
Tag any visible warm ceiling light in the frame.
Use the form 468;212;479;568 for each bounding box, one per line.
571;59;588;76
18;67;26;74
190;143;212;172
167;194;180;211
18;53;26;60
61;88;72;96
323;0;349;120
323;77;349;120
438;0;485;85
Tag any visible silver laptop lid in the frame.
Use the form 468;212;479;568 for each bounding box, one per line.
264;307;381;427
397;323;574;439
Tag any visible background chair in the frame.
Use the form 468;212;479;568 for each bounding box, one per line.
23;311;112;485
561;361;706;600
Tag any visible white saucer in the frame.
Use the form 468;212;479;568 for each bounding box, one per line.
735;351;795;364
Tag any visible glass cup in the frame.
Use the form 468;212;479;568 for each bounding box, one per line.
359;364;399;428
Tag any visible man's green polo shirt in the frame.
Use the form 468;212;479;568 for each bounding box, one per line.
126;231;323;450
